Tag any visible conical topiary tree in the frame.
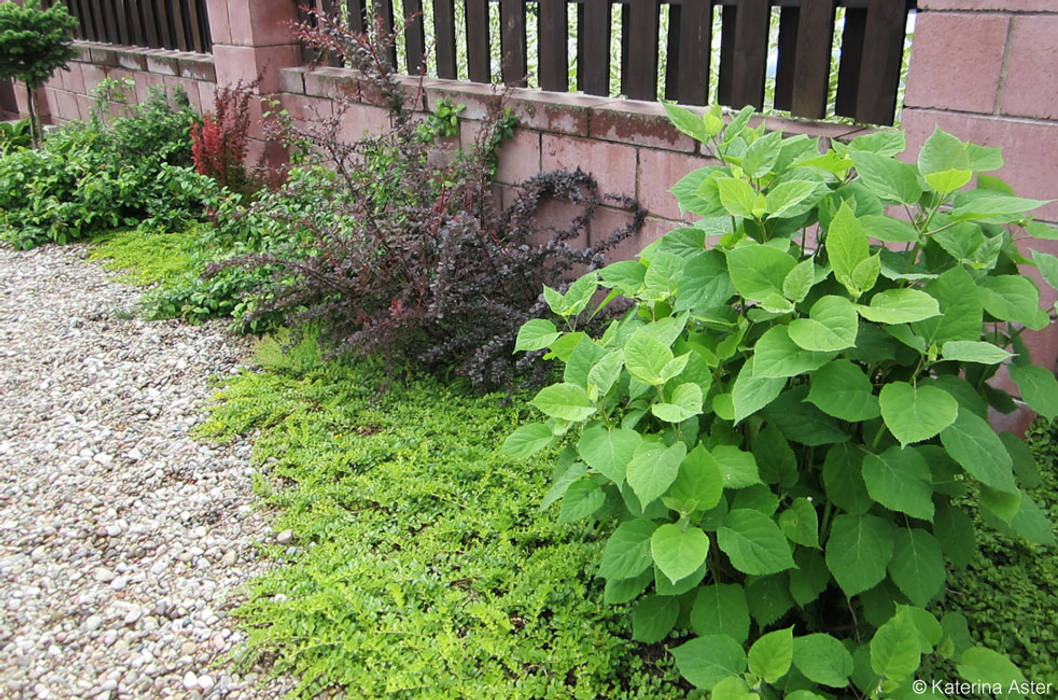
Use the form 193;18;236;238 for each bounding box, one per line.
0;0;78;146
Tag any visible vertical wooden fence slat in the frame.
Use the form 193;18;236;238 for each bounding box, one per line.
433;0;458;78
113;0;129;44
466;0;491;82
625;0;659;100
142;0;160;46
855;0;907;125
403;0;427;73
834;5;865;118
675;0;712;106
184;0;204;52
371;0;398;67
171;0;190;51
68;0;87;39
88;1;106;44
98;0;114;43
619;3;629;95
578;0;610;95
538;0;567;91
727;0;769;109
500;0;527;85
154;0;174;48
716;3;736;105
346;0;368;32
789;0;834;119
196;0;212;49
128;0;145;47
664;3;681;102
772;5;798;111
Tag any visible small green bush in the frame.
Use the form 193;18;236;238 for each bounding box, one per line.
505;103;1058;696
199;333;693;698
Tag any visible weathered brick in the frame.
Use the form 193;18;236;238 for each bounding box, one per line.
337;102;392;144
919;0;1057;11
507;88;594;136
541;134;637;199
226;0;299;47
494;129;542;186
304;67;357;100
591;100;696;152
1000;16;1058;120
204;0;232;45
636;148;715;221
278;66;307;95
904;12;1008;113
179;55;217;82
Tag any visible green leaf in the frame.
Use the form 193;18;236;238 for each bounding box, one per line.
957;648;1027;696
598;259;645;296
822;443;872;514
602;569;653;604
718;509;796;575
807;359;880;421
754;326;835;378
783;258;817;303
789;549;830;606
767;180;825;219
558;477;606;522
598;518;657;579
624;329;673;386
663;102;708;141
951;192;1047;222
966;143;1004;171
763;387;850;446
933;502;977;568
577;426;641;484
732;361;786;423
587;350;624;396
912;266;983;344
514;319;559;352
710;676;757;700
743;130;783;178
651;523;710;584
631;595;680;643
711;445;763;489
850;254;882;296
978;275;1046;329
779;497;819;548
1009;494;1056;546
726;243;798;301
663;443;724;515
850;130;906;157
851;151;923;204
655;560;706;596
825;514;894;597
541;458;586;510
793;634;854;688
940;340;1013;365
888;529;945;606
1001;432;1041;488
717;176;762;219
918;128;971;194
749;576;794;627
857;289;941;324
642;252;686;301
531;382;596;422
501;423;555;458
564;338;607;388
1009;364;1058;422
1033;250;1058;290
879;382;959;446
675;250;735;311
748;626;794;683
691;583;751;642
673;168;728;218
860;215;920;243
672;635;748;690
870;614;922;681
940;409;1017;493
862;446;935;520
652;382;704;423
826;202;870;295
788;295;859;352
981;485;1021;524
542;285;566;316
627;439;687;507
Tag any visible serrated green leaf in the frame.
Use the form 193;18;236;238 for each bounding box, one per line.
957;648;1027;695
651;523;710;584
793;633;854;688
587;350;624;396
807;359;880;421
879;382;959;446
711;445;763;489
627;439;686;507
718;509;796;575
531;382;596;422
851;151;923;204
652;382;703;423
514;318;560;352
624;329;673;386
888;529;945;606
663;442;723;514
672;635;748;690
788;295;859;351
577;426;641;484
598;259;645;296
632;595;680;643
1032;250;1058;290
870;614;922;681
754;325;836;378
691;583;750;642
642;252;685;300
862;446;935;520
857;289;941;324
717;176;761;219
822;443;872;514
501;423;555;458
732;361;786;423
978;275;1046;329
748;626;794;683
1009;494;1056;546
603;569;653;604
726;243;799;301
940;340;1013;365
675;249;735;311
710;676;757;700
1009;364;1058;422
933;501;977;568
540;459;586;510
779;498;819;548
558;477;606;522
789;549;830;606
860;214;920;243
598;518;657;580
826;202;870;294
663;101;709;141
826;514;894;597
940;409;1017;493
767;180;825;219
763;387;851;446
783;258;817;302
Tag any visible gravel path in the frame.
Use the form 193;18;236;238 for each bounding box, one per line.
0;244;289;699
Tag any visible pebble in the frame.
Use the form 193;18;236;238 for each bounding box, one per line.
0;244;290;698
276;530;293;544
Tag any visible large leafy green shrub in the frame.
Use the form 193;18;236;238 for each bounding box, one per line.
0;80;220;249
0;0;77;145
505;104;1058;696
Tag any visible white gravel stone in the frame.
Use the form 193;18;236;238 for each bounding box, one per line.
0;243;290;698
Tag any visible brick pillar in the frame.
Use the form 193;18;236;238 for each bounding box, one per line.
205;0;301;94
902;0;1058;432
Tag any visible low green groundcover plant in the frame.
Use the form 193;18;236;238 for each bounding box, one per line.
198;333;693;698
504;104;1058;697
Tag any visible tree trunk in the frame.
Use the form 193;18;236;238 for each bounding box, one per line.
24;82;40;148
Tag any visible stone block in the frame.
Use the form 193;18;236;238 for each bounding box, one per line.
541;134;637;200
1000;16;1058;120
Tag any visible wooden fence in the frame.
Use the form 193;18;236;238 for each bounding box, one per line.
59;0;212;54
309;0;915;126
